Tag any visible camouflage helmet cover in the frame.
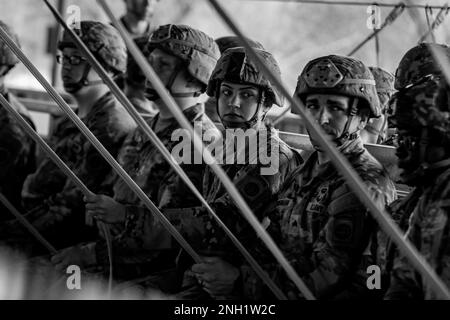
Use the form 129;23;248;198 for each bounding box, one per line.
394;75;450;142
206;47;284;107
294;55;381;118
215;36;264;54
58;21;127;74
0;20;21;68
369;66;395;109
394;42;450;90
148;24;220;86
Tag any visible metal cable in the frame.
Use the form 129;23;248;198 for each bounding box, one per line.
207;0;450;299
98;0;315;300
43;0;287;300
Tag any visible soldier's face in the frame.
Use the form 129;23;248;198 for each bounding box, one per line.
146;48;181;87
305;94;365;149
60;48;89;90
217;81;261;127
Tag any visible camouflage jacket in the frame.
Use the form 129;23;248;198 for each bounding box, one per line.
385;165;450;300
5;92;136;251
251;138;396;300
104;126;303;290
0;92;36;221
94;104;221;279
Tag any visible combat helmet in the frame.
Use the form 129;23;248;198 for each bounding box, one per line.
206;47;284;128
394;43;450;90
58;21;127;93
215;36;264;54
294;55;380;144
369;66;395;109
145;24;220;99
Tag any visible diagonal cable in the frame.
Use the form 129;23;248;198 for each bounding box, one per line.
348;2;405;56
98;0;315;300
207;0;450;300
43;0;287;300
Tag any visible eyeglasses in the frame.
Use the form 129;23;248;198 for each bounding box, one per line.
56;54;87;66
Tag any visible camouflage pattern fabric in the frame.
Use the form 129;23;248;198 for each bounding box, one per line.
148;24;220;86
364;67;396;144
394;43;450;90
1;92;136;254
247;138;396;300
58;21;128;75
107;126;302;297
207;47;284;107
294;55;381;118
93;104;221;282
0;92;36;221
385;166;450;299
215;36;264;54
384;72;450;300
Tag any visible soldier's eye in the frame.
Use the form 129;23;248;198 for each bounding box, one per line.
241;91;254;99
306;103;319;110
221;88;232;96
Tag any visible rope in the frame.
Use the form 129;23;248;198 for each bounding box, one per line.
418;4;449;43
347;3;405;56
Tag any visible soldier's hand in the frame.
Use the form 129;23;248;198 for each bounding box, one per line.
191;256;240;299
84;194;126;224
51;244;96;272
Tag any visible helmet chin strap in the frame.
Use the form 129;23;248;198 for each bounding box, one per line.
217;87;266;129
64;64;104;94
335;97;360;146
145;62;203;101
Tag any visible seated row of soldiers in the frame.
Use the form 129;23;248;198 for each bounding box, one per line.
0;18;449;300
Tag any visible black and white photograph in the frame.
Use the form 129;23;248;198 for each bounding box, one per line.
0;0;448;310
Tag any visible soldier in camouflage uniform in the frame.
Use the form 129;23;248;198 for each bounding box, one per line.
0;21;136;256
0;21;36;222
52;25;221;288
246;55;396;300
92;47;302;299
383;45;450;300
361;67;395;145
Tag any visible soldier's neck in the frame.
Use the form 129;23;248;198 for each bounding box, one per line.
74;86;109;118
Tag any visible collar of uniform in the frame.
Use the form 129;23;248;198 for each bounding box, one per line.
81;91;116;122
296;137;366;192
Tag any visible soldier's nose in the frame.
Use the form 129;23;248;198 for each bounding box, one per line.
318;108;330;125
229;95;241;109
